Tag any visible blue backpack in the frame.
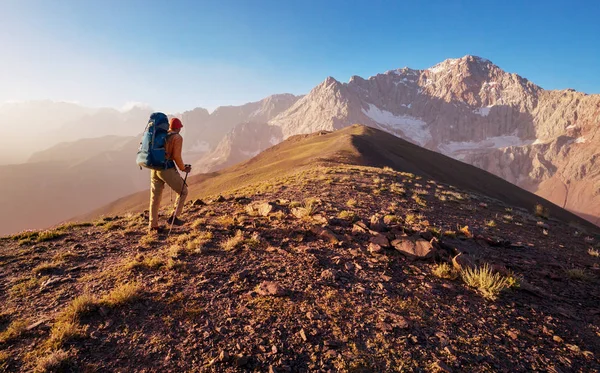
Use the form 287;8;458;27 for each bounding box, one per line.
136;112;174;170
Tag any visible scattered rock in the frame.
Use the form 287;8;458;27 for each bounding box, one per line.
26;319;47;331
392;238;435;259
212;195;226;203
257;202;274;216
310;226;340;244
192;199;206;206
352;223;368;235
219;350;230;362
553;335;563;343
369;215;387;232
368;242;384;255
299;328;308;342
370;233;390;248
256;281;287;297
311;214;328;224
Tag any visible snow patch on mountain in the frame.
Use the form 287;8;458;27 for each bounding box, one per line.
439;132;534;159
473;106;494;117
362;103;431;146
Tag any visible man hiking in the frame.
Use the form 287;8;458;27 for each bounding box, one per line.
148;117;192;232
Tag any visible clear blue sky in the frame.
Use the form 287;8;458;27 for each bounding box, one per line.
1;0;599;112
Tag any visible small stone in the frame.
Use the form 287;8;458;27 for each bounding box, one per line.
310;226;340;244
256;281;287;297
192;199;206;206
26;319;46;331
507;330;518;340
312;214;328;224
352;222;369;234
271;345;278;354
368;242;384;254
369;215;387;232
370;233;390;248
258;202;274;216
566;344;580;353
299;328;308;342
219;350;230;362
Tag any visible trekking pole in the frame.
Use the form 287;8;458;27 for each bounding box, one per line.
167;168;189;238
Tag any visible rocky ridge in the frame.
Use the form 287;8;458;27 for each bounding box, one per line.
1;164;599;372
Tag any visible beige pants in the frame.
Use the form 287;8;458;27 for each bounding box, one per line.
149;168;188;228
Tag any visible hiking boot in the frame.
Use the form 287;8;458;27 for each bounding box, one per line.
168;215;185;226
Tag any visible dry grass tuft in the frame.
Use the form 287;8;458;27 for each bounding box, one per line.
9;277;41;297
32;262;60;275
139;233;158;247
36;230;64;243
534;203;550;219
588;248;600;257
338;210;356;221
123;256;164;271
100;283;142;308
59;294;98;323
346;198;358;208
46;319;86;350
221;230;244;251
412;194;427;207
485;220;497;228
565;268;591;281
191;218;207;230
460;264;512;300
214;215;235;228
33;349;73;373
0;319;28;344
432;263;458;280
443;230;457;238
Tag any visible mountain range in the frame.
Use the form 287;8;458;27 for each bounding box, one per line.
2;55;599;235
199;55;600;226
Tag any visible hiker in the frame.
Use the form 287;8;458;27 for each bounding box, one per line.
148;117;192;232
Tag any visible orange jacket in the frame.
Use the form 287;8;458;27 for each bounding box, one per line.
166;132;185;171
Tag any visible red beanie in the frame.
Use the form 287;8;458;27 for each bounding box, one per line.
169;117;183;130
